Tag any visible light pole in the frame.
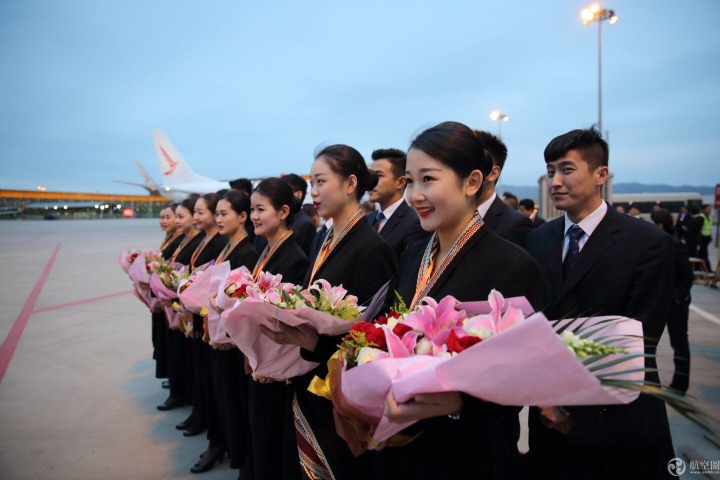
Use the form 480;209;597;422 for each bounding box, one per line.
581;4;617;137
489;110;508;138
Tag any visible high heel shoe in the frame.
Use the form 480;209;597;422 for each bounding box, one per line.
183;422;207;437
162;380;170;389
176;410;198;430
156;396;184;411
190;448;225;474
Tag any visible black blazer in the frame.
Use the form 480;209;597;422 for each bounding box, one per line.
525;204;675;479
262;234;310;286
366;201;431;262
374;227;543;480
482;195;533;248
192;233;229;272
161;234;185;261
225;237;259;271
301;217;397;363
173;232;205;266
533;215;546;229
672;238;693;303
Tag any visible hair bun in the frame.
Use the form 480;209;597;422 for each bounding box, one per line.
289;197;303;215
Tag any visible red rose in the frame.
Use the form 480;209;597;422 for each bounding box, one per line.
388;311;400;319
350;322;375;338
375;315;388;325
447;330;482;354
392;323;413;338
366;327;387;350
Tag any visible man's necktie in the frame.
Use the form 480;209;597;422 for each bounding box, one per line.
563;225;585;279
373;211;385;232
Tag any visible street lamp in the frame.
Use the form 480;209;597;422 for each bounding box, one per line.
581;4;617;137
489;110;509;138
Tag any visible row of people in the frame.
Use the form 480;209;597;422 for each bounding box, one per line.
143;122;677;479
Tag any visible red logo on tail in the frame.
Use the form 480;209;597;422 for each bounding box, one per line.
160;147;178;176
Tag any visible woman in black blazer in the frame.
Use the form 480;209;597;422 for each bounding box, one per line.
261;146;397;480
153;204;182;384
372;122;543;480
157;199;203;412
202;190;259;477
245;178;311;480
181;193;229;473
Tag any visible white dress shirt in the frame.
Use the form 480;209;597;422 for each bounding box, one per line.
562;201;608;261
477;192;497;220
376;197;404;232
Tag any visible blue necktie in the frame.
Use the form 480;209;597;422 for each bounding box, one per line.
373;211;385;232
563;225;585;279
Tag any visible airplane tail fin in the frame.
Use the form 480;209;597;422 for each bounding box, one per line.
134;160;161;191
152;130;204;186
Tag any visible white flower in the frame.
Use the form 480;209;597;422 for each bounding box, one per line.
414;337;433;355
463;322;493;341
357;347;385;366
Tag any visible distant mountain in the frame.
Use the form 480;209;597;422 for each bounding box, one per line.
500;183;715;201
612;183;715;195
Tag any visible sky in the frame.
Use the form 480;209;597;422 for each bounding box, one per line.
1;0;719;194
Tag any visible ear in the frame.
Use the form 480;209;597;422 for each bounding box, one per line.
279;204;290;222
485;165;501;184
395;174;407;192
346;174;358;196
238;211;248;224
465;170;483;198
594;166;609;186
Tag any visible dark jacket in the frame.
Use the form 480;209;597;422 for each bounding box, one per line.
262;233;309;285
482;195;533;248
525;203;675;480
366;201;431;262
253;209;317;258
374;226;543;480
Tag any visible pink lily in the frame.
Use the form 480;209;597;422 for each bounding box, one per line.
463;289;525;337
403;296;466;355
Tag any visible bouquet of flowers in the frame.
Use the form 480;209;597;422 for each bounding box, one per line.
149;262;187;301
221;276;368;380
313;290;648;455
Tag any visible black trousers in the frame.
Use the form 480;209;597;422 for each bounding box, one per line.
191;339;223;448
151;311;169;379
698;235;713;272
210;347;249;469
166;329;187;401
249;378;287;479
668;298;691;392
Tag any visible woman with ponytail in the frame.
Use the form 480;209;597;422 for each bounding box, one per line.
247;178;310;479
201;190;259;478
372;122;543;480
261;145;397;480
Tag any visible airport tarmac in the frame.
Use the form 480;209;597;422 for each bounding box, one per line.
0;219;718;480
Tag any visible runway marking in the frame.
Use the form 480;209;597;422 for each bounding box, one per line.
0;243;61;386
31;290;133;314
690;304;720;327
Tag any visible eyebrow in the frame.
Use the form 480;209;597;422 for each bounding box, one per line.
407;167;442;174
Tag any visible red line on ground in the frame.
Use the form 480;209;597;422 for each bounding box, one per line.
0;243;61;386
32;290;133;314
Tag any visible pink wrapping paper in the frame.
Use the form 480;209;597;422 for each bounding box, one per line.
205;262;235;345
164;305;181;329
340;313;644;444
149;273;179;301
118;248;134;273
179;266;216;314
134;282;160;309
128;254;150;284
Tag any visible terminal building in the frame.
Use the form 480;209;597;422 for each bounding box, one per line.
0;189;170;219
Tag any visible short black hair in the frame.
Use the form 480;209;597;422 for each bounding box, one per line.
544;126;608;171
503;192;518;201
473;130;508;170
651;209;674;235
281;173;308;203
229;178;253;196
371;148;406;179
690;205;700;215
519;198;535;211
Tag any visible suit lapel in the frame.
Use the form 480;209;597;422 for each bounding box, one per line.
311;216;367;281
481;196;503;231
544;218;565;302
379;202;406;239
555;206;621;305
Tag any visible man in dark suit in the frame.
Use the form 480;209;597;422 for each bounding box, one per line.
253;173;317;256
674;205;688;240
526;127;675;479
519;198;546;228
366;148;429;261
473;131;533;248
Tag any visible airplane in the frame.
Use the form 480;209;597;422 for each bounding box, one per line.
114;160;163;196
150;130;231;202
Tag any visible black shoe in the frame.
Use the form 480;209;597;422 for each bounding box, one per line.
183;423;207;437
157;397;184;411
176;410;198;430
162;380;170;389
190;448;225;474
